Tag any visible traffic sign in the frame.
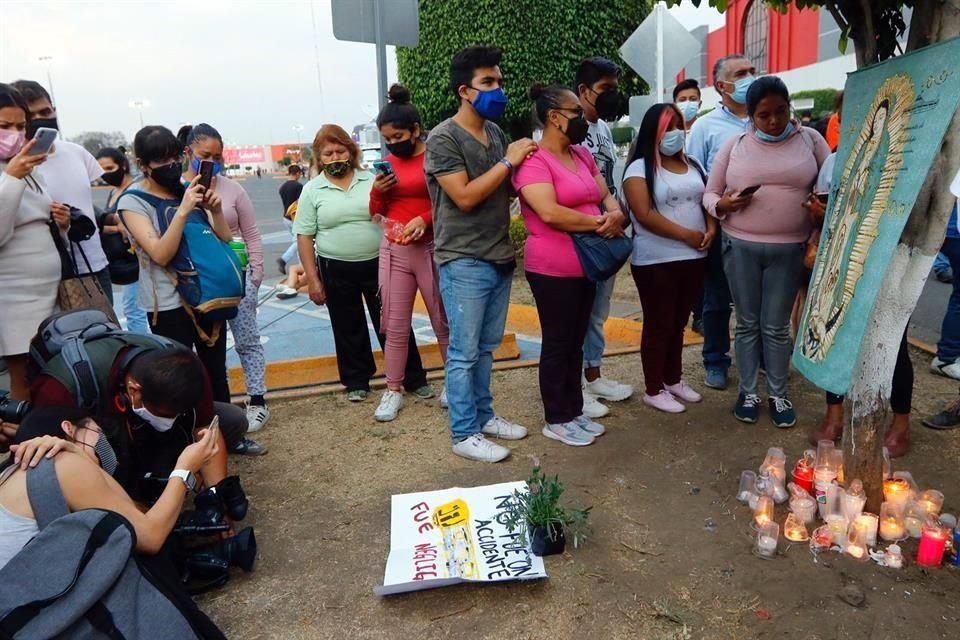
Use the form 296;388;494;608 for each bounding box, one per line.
620;3;700;102
332;0;420;48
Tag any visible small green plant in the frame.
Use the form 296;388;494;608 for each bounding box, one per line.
501;467;592;549
508;213;528;259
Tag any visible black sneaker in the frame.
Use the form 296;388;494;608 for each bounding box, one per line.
768;396;797;428
734;393;761;423
922;399;960;430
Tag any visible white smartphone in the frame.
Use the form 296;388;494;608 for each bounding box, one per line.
30;127;58;155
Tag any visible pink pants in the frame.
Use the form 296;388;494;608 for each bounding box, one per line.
379;238;449;388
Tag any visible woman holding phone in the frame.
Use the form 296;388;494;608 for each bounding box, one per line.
703;76;830;428
179;124;270;437
368;84;449;422
0;83;63;400
118;126;234;406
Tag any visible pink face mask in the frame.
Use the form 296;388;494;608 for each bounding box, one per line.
0;128;26;160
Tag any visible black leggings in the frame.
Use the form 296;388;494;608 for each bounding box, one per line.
826;330;912;414
151;307;230;403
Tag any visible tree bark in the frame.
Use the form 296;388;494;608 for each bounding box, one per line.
843;0;960;511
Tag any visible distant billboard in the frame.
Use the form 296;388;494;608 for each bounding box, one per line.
224;146;266;165
271;144;305;162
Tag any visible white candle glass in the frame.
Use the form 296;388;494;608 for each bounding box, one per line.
855;513;879;547
737;470;757;504
879;502;906;541
754;521;779;559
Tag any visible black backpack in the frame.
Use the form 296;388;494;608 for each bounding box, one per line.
0;458;225;640
97;201;139;286
28;309;174;412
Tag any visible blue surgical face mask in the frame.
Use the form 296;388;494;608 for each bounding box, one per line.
190;158;223;176
755;121;795;144
677;101;700;124
659;129;686;156
727;75;756;105
469;86;509;121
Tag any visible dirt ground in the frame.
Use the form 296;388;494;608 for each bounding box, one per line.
201;345;960;640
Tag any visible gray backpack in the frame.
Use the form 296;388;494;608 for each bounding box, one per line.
0;459;223;639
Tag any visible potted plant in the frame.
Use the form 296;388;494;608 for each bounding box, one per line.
501;467;591;557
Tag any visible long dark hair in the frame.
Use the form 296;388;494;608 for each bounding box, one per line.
0;406;93;473
622;103;685;201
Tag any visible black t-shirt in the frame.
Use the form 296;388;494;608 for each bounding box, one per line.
279;179;303;213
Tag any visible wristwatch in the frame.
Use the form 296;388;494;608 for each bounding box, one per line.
169;469;197;492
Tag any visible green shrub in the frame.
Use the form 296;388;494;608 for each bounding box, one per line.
791;89;840;118
509;212;527;259
611;126;635;146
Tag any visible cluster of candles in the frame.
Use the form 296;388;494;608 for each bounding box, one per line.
736;443;955;567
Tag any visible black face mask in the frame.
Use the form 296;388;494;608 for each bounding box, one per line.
27;116;59;139
562;114;590;145
386;138;416;159
593;90;621;121
101;168;125;187
149;162;185;197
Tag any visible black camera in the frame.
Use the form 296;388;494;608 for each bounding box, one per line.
0;390;31;424
172;511;257;595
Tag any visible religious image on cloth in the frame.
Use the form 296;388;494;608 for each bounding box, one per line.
794;36;960;395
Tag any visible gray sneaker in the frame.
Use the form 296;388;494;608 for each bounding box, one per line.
413;383;436;399
542;422;595;447
347;389;368;402
572;415;606;437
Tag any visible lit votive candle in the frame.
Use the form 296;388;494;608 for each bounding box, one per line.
753;495;774;529
883;478;911;508
846;521;869;561
754;521;779;559
855;513;879;547
917;520;948;567
879;502;905;541
916;490;945;517
784;513;809;542
826;514;848;543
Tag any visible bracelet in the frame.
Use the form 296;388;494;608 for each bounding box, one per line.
499;157;513;172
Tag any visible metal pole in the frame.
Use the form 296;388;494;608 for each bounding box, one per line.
138;109;144;129
373;0;388;155
655;3;664;103
39;57;56;106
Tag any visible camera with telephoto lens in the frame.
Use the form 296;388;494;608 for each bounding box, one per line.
0;390;31;424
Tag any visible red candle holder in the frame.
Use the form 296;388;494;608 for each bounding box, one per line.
917;519;948;567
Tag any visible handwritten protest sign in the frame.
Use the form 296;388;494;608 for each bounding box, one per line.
375;481;547;596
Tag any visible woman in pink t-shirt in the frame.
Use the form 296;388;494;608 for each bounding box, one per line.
512;83;626;447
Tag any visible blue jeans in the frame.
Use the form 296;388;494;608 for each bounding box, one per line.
934;251;951;276
582;272;615;368
281;218;299;266
439;258;513;443
702;234;732;371
936;238;960;362
722;235;804;397
122;282;149;334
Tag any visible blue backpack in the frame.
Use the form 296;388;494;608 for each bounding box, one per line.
122;189;245;341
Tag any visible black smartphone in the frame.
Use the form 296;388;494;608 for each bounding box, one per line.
198;160;214;190
738;185;761;198
815;192;830;205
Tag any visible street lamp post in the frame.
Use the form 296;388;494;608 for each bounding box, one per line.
292;124;304;165
128;99;150;129
38;56;56;106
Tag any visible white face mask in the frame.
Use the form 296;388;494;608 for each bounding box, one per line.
132;403;177;432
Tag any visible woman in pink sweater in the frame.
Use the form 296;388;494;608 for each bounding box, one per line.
703;76;830;429
181;124;270;439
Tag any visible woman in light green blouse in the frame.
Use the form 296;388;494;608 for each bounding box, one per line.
294;124;431;403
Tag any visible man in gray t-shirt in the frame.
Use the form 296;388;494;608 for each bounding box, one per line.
424;46;536;464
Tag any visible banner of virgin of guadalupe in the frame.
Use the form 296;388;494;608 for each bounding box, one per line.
794;36;960;395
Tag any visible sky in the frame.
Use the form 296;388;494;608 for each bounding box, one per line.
0;0;722;147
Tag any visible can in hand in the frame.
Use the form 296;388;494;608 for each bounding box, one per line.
229;237;248;269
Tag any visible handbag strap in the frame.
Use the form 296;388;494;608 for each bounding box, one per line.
48;222;78;279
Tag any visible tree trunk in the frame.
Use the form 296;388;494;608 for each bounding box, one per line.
844;0;960;511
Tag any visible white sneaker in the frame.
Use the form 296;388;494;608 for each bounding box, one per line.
542;422;595;447
582;390;609;418
583;375;633;402
643;389;686;414
440;386;448;409
245;404;270;433
931;357;960;380
481;415;528;440
374;390;404;422
452;433;510;462
572;414;605;437
664;381;702;403
275;284;298;300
